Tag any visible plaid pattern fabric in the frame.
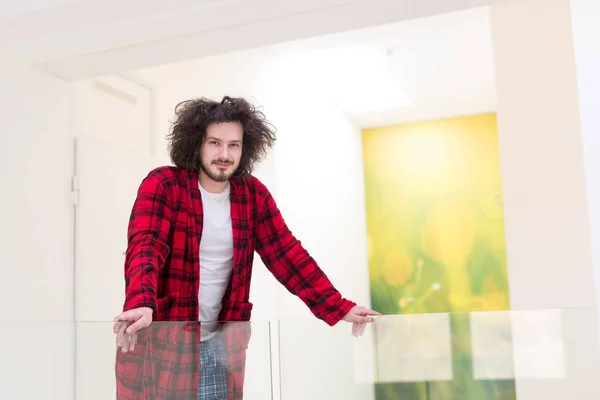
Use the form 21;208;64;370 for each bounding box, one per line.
115;323;201;400
198;337;228;400
115;166;356;399
115;322;251;400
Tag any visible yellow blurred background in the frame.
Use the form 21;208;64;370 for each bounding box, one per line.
362;113;515;399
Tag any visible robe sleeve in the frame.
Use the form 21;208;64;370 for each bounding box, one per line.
254;186;355;326
122;171;173;313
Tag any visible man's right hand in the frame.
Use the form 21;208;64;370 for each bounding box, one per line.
113;307;153;353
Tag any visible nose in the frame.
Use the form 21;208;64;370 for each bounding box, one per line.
218;144;230;159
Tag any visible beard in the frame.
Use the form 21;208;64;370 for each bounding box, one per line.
200;158;237;182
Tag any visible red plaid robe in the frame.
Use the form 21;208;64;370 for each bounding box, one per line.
115;166;356;399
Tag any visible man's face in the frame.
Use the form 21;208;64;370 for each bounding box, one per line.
199;121;243;183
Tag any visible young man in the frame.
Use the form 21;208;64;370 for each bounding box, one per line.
113;96;380;400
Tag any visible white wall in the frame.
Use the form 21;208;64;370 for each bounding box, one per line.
490;0;600;399
571;0;600;327
0;57;75;398
491;0;596;312
262;56;373;400
134;47;374;400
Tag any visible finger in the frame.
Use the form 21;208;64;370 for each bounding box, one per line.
114;311;136;322
359;322;367;337
352;322;357;337
122;333;134;353
127;332;137;352
124;331;135;353
113;319;125;334
358;309;382;317
121;335;128;353
126;318;148;334
116;322;127;348
354;322;363;337
129;333;137;352
356;316;373;323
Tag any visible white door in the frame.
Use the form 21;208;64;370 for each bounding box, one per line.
75;137;157;321
72;75;158;400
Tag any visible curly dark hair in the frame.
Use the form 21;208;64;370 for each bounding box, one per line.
167;96;276;177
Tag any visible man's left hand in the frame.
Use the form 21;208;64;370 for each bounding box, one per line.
342;305;382;337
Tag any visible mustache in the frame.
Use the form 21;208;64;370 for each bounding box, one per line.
212;159;233;165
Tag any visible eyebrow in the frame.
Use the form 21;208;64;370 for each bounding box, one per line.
207;136;242;143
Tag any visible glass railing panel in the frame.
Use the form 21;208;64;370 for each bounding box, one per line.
278;317;376;400
0;321;272;400
0;321;76;400
278;308;600;400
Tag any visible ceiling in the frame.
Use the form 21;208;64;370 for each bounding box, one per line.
0;0;507;81
0;0;502;128
271;6;498;128
134;6;497;128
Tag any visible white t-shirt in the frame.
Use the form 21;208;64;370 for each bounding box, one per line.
198;181;234;341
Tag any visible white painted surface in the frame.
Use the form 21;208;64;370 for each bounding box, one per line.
0;56;74;398
490;0;600;398
0;0;508;80
0;57;74;322
571;0;600;328
72;76;154;154
0;0;81;20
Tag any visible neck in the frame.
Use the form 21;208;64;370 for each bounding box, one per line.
198;170;229;193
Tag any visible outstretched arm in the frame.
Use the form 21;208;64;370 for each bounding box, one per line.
254;187;378;328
